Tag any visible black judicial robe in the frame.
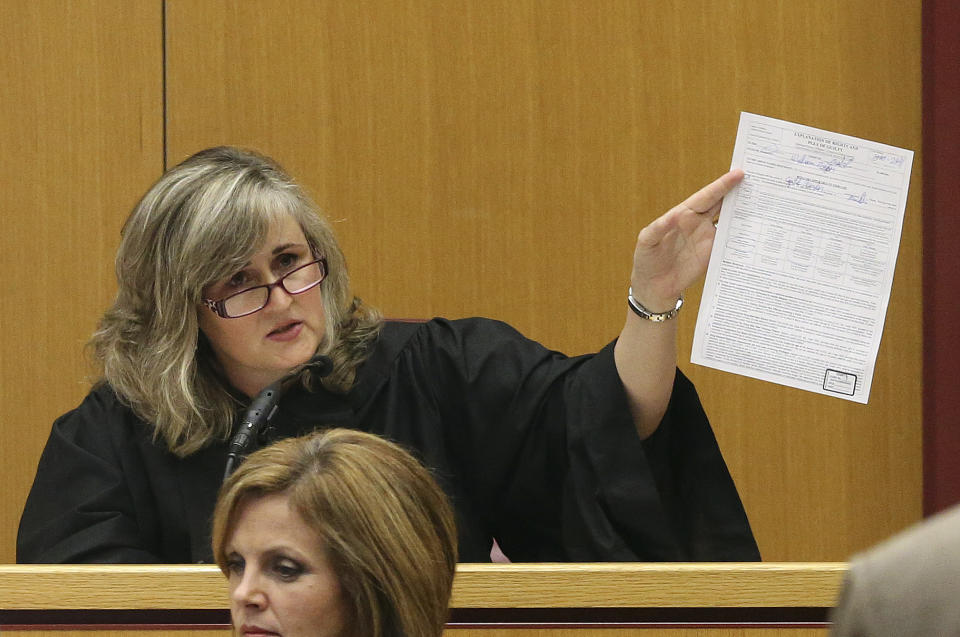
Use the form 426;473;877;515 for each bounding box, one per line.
17;318;760;563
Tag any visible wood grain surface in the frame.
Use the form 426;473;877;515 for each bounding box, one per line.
0;562;844;609
0;0;164;564
164;0;923;561
0;0;922;566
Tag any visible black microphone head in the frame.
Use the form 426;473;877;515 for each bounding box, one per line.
306;354;334;378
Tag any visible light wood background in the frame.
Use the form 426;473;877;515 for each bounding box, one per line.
1;0;922;564
0;1;165;563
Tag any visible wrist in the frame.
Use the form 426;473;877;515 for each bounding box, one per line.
627;287;683;322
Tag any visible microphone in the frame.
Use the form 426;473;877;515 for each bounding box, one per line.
223;354;333;480
306;353;333;377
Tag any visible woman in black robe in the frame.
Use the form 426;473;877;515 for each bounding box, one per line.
18;146;758;563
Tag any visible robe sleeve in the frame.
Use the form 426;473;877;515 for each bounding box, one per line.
17;387;164;563
399;317;759;561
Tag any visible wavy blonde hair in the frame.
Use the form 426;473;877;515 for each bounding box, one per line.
213;428;458;637
91;147;382;456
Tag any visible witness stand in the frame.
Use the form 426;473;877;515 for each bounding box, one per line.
0;563;844;636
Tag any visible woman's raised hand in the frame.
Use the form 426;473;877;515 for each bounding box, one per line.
629;169;744;311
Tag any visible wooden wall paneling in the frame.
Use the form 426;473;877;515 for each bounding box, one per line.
0;0;164;563
165;0;922;561
680;0;924;562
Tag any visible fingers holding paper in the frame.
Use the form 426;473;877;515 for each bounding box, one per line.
629;169;743;311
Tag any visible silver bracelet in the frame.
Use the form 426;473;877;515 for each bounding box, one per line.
627;287;683;322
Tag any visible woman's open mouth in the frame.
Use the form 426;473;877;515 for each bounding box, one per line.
267;321;303;340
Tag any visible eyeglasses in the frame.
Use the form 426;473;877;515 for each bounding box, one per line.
203;258;328;318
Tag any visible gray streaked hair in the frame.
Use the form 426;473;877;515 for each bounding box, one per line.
90;147;382;456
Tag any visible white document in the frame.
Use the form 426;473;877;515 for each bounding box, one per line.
691;112;913;403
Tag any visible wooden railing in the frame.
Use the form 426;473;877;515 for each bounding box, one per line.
0;563;846;635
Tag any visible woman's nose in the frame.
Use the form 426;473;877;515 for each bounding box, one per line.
264;281;295;312
231;571;267;609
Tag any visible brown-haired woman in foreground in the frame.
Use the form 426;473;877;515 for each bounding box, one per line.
213;428;457;637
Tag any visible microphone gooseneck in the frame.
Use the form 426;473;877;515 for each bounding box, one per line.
223;354;333;481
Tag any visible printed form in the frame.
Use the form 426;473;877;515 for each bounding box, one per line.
692;112;913;403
